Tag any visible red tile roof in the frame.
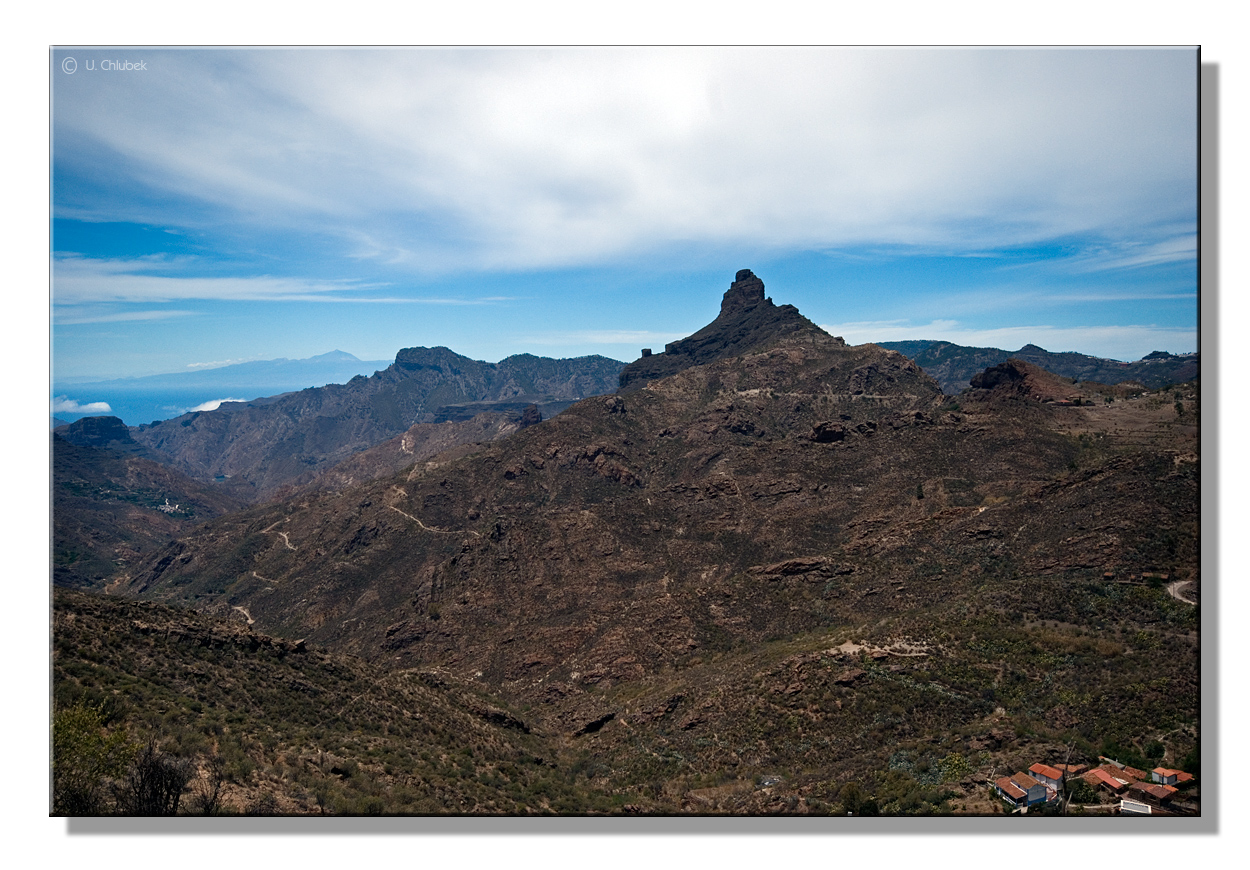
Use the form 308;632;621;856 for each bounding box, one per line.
1134;783;1177;801
1088;768;1129;791
1152;767;1193;783
996;776;1026;800
1029;763;1063;781
1012;772;1041;790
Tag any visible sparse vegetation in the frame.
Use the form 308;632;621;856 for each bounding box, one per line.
52;294;1198;816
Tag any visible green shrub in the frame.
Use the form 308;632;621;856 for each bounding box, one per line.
52;701;137;815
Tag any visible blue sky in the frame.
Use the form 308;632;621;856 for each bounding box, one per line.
51;47;1197;385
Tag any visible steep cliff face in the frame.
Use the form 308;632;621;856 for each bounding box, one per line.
617;269;833;391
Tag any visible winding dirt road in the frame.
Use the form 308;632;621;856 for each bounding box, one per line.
1166;579;1196;605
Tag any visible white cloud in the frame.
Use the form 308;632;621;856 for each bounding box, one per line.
53;47;1197;273
54;307;199;325
1069;234;1199;272
51;256;383;304
186;358;258;369
189;398;248;412
52;396;113;414
51;256;509;306
820;319;1197;362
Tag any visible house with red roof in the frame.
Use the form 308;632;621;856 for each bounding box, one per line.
1130;781;1178;806
1084;767;1132;794
1151;767;1194;786
1098;756;1147;781
1028;763;1063;792
995;771;1050;809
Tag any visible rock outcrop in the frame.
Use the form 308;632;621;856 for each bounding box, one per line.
969;359;1085;404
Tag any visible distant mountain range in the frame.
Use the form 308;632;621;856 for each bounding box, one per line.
125;348;625;501
875;341;1197;394
52;350;395;426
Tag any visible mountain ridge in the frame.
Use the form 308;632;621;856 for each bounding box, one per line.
876;340;1198;394
126;349;624;501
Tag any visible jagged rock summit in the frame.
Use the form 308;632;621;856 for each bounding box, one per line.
617;269;830;391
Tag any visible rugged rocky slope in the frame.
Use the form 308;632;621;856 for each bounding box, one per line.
54;589;611;815
53;434;246;589
878;340;1198;394
128;349;623;501
276;408;539;498
96;271;1199;813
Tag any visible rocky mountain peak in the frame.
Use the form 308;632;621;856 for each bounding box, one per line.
617;269;830;392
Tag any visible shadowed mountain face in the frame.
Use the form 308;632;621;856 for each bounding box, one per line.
125;324;949;688
617;269;829;391
127;349;624;501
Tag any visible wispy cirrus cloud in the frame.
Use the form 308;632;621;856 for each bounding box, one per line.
53;308;199;325
51;256;508;308
1067;234;1199;272
52;255;384;304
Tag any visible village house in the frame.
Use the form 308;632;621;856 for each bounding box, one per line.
995;771;1050;809
1028;763;1064;793
1129;781;1178;807
1084;767;1133;795
1151;767;1194;786
1098;756;1149;781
